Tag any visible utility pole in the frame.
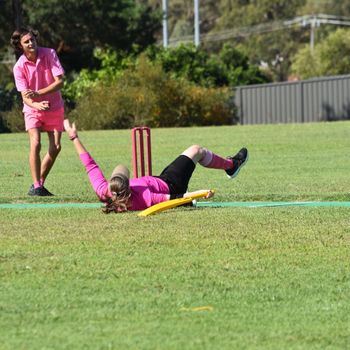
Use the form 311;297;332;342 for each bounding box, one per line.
162;0;200;48
194;0;200;47
162;0;169;48
297;15;350;52
309;16;318;52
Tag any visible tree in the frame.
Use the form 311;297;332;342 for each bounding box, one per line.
298;0;329;14
146;43;270;87
212;0;307;81
0;1;15;49
0;1;20;107
290;45;321;79
19;0;162;71
322;0;350;17
292;28;350;79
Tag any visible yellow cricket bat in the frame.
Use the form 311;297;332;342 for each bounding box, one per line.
138;190;213;217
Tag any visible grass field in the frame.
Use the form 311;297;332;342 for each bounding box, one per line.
1;122;350;349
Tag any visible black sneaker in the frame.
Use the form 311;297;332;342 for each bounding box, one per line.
28;184;54;196
41;186;54;196
28;184;35;195
225;148;249;179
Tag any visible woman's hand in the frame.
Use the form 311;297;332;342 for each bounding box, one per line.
34;101;50;111
63;119;87;154
64;119;78;140
205;189;215;199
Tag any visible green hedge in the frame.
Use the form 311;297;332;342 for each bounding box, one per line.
69;56;236;129
1;107;26;133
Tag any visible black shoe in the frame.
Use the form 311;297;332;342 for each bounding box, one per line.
28;184;35;195
41;186;54;196
225;148;249;179
28;184;54;196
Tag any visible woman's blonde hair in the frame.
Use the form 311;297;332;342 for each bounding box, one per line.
102;174;131;213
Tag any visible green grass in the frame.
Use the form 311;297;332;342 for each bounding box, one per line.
1;122;350;349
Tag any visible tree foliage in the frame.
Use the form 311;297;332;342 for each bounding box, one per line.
3;0;350;81
19;0;161;71
150;0;350;81
292;28;350;79
146;43;270;87
63;43;269;113
212;0;307;81
0;0;14;49
69;55;235;129
62;48;137;108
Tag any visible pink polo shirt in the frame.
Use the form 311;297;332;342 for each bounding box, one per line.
80;152;170;211
13;47;64;113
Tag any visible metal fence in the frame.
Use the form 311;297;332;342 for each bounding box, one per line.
234;74;350;124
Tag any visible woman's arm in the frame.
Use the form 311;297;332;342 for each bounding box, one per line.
21;76;63;110
21;92;50;111
63;119;88;155
64;119;110;201
24;75;64;99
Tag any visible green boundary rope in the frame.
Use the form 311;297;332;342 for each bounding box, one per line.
0;203;101;209
1;201;350;209
195;201;350;208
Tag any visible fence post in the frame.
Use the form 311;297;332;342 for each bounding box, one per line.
299;81;305;123
236;87;244;125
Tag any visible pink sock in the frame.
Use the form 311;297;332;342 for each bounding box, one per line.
199;149;233;170
34;181;41;189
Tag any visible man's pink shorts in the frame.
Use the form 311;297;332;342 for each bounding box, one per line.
24;107;64;132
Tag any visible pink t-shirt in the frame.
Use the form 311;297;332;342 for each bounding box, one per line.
13;47;64;113
80;152;170;211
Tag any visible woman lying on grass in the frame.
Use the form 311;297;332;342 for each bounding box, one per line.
64;119;249;213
